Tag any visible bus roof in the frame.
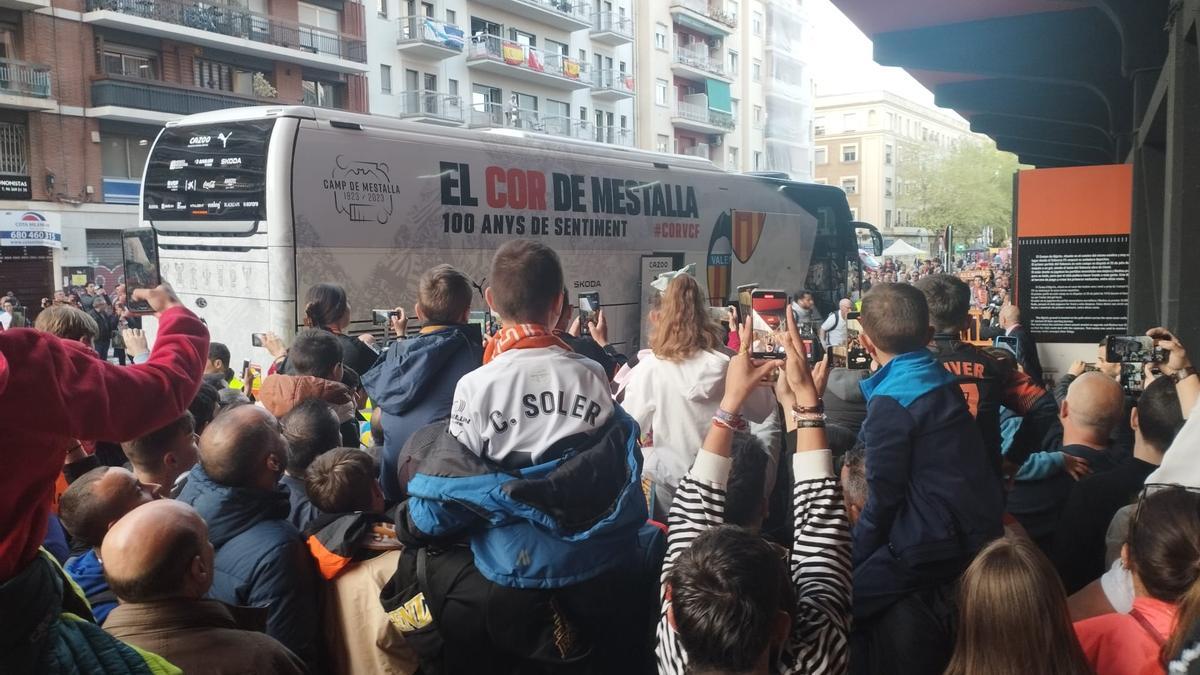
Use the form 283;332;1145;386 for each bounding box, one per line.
164;105;727;174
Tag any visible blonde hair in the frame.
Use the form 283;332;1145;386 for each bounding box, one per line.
649;274;723;361
945;537;1091;675
34;305;98;341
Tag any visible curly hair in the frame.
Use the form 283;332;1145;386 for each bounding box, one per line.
649;274;723;361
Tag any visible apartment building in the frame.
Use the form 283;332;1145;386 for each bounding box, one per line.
0;0;369;302
762;0;810;180
366;0;635;145
813;90;973;246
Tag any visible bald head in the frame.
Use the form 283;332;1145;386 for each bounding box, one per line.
1064;372;1125;443
999;304;1021;328
839;299;853;311
102;500;212;602
199;404;286;490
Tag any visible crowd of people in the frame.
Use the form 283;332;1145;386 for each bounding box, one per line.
4;240;1200;675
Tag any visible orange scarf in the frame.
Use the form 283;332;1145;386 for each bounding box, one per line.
482;324;571;364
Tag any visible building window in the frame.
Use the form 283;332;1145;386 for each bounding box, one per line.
655;78;668;106
656;134;670;153
728;49;738;73
841;144;858;162
751;59;761;82
298;2;341;54
377;0;386;17
101;132;153;180
814;117;825;136
814;147;827;164
448;78;458;96
840;176;857;194
753;151;763;170
654;22;667;50
103;45;158;80
446;9;456;24
885;177;893;198
842;112;857;131
303;78;345;108
884;143;894;165
885;209;892;228
752;105;763;127
194;59;257;95
728;146;739;169
752;10;763;35
728;0;738;22
0;121;27;175
380;64;392;94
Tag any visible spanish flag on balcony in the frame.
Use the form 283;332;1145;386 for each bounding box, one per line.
563;58;580;79
502;41;524;65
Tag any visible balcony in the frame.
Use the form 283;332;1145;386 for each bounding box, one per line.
681;142;711;159
466;35;591;90
396;15;464;60
0;0;49;10
469;0;590;32
83;0;368;74
672;99;734;134
397;90;464;126
671;47;732;83
590;11;632;46
669;0;735;37
0;59;55;111
469;103;633;147
89;77;270;123
591;69;634;101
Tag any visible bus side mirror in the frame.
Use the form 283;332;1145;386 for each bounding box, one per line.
851;221;884;257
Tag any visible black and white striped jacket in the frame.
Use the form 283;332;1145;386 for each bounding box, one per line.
656;449;852;674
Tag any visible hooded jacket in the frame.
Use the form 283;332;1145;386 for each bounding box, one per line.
853;350;1004;620
362;324;482;502
0;306;208;583
304;513;416;675
396;408;652;589
621;349;776;498
258;373;355;422
176;466;319;665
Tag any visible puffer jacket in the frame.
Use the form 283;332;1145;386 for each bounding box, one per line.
396;407;653;589
176;466;319;666
362;324;482;502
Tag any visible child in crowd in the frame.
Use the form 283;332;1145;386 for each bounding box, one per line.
303;448;415;675
392;240;655;674
362;264;483;502
851;283;1004;670
258;328;358;447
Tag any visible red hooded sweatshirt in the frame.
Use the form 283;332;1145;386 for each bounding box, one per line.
0;306;208;582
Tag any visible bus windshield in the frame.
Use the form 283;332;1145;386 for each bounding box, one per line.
142;119;275;225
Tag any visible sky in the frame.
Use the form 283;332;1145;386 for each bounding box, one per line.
806;0;937;105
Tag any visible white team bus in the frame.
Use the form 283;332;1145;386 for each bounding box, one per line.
139;106;880;361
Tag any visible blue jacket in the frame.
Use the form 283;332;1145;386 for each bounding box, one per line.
64;549;115;624
176;466;318;665
362;324;482;502
396;407;652;589
279;473;323;532
854;351;1004;619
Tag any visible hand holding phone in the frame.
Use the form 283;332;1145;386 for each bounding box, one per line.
1105;336;1163;363
251;333;265;347
750;289;788;360
578;292;600;336
121;228;162;314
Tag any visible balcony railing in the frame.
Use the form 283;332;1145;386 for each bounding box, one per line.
592;69;634;95
398;90;463;123
592;125;634;146
0;59;51;98
467;34;589;83
91;76;267;115
470;102;632;147
673;47;728;78
397;15;464;53
85;0;367;63
682;142;711;158
470;102;543;130
670;0;737;29
674;100;735;130
591;10;632;38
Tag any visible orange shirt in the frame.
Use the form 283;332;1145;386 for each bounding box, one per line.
1075;597;1174;675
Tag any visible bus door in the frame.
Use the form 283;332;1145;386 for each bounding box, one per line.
638;254;682;350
